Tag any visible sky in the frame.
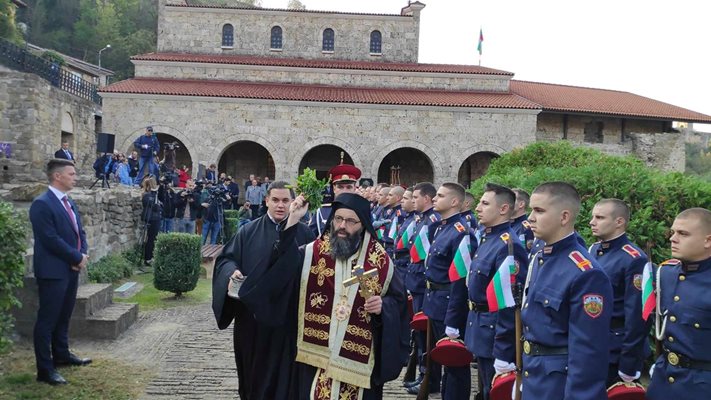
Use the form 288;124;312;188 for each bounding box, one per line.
261;0;711;132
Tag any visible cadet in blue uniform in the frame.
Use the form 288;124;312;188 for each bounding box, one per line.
404;182;440;392
464;183;529;400
382;186;406;259
421;183;474;399
461;191;478;229
588;199;649;386
308;161;360;237
519;182;613;400
372;185;390;222
511;188;534;252
392;188;415;288
647;207;711;399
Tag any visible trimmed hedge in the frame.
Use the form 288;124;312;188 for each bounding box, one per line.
223;218;239;242
87;253;134;284
223;209;239;219
0;201;27;353
469;141;711;262
153;233;202;297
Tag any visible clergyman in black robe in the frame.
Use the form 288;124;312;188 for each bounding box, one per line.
239;193;409;400
212;182;315;400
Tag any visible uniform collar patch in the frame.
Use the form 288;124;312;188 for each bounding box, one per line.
500;232;510;243
543;245;553;255
522;220;530;229
454;222;466;233
429;214;437;223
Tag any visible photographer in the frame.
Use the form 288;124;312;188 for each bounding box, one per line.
141;177;162;265
128;151;139;181
133;126;160;185
158;175;177;232
201;185;231;245
237;201;252;229
175;179;200;234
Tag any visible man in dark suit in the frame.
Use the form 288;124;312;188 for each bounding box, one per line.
29;159;92;385
54;142;75;162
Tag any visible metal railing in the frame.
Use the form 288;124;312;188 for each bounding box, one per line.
0;39;102;105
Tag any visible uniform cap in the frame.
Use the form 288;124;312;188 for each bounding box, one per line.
606;382;646;400
430;338;473;367
329;163;361;184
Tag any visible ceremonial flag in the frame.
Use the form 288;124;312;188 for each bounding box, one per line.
642;261;656;321
387;214;399;241
486;255;517;312
376;225;385;240
477;28;484;55
410;226;430;263
397;220;415;250
448;236;472;281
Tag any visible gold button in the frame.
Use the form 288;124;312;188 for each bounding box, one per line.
668;377;675;383
670;316;677;322
679;275;686;281
524;371;529;377
695;323;700;329
668;336;674;342
673;296;680;302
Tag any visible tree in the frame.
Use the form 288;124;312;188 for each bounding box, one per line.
287;0;305;10
0;0;24;43
0;201;28;353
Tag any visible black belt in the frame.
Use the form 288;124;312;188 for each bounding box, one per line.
610;317;624;330
393;250;409;260
664;348;711;371
522;340;568;356
468;300;489;312
426;280;450;291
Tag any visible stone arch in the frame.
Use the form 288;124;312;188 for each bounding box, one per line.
118;125;199;175
290;137;363;178
298;145;354;180
154;133;192;172
370;140;442;185
213;133;283;177
376;148;435;187
60;111;74;148
457;150;501;188
218;141;276;200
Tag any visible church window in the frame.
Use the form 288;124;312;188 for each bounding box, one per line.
271;26;283;49
370;30;382;54
322;28;334;52
222;24;234;47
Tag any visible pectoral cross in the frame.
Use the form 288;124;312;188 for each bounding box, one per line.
343;265;378;300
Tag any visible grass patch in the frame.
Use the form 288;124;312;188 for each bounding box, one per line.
0;344;153;400
114;272;212;312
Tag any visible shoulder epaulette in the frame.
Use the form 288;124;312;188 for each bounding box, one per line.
660;259;682;267
500;232;510;243
621;244;641;258
396;209;401;217
569;251;593;272
522;220;531;229
454;222;466;233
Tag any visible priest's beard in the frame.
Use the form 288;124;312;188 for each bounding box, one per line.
329;224;363;261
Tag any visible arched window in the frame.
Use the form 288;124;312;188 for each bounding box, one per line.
370;30;382;54
222;24;234;47
270;26;283;49
322;28;334;52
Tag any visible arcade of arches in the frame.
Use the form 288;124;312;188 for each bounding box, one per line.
458;152;499;188
377;148;433;187
219;141;276;199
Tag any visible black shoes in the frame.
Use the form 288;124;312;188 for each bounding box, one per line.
54;353;92;367
36;369;67;385
405;383;440;395
403;375;423;388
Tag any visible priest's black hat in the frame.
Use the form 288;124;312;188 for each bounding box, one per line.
327;193;376;238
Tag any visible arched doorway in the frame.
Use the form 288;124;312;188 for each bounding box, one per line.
147;133;193;172
458;151;499;188
219;140;275;200
377;148;434;187
298;145;353;180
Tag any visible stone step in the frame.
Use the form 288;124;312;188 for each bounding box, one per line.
70;302;139;340
73;283;113;318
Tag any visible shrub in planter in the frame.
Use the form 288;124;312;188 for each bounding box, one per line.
87;253;133;283
0;200;28;353
153;233;202;297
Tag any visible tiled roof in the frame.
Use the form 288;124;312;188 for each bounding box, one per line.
132;52;514;76
170;1;405;17
510;80;711;123
100;78;540;109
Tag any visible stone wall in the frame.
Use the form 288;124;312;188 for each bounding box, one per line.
133;61;511;92
0;70;99;184
629;132;685;172
157;4;421;63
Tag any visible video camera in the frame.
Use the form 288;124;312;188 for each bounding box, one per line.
208;185;228;199
163;142;180;151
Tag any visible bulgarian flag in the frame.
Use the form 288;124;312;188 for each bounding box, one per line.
448;236;472;281
477;28;484;55
376;225;385;240
397;220;415;250
410;226;430;263
387;215;399;241
642;261;656;321
486;255;517;312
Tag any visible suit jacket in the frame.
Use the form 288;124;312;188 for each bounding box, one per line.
54;149;74;161
29;190;88;279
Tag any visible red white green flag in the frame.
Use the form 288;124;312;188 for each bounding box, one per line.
409;226;430;263
486;255;517;312
448;236;472;281
387;215;399;241
477;28;484;55
642;261;656;321
376;226;385;240
397;220;415;250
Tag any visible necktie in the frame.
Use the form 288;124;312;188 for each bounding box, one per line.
65;150;71;159
62;196;81;250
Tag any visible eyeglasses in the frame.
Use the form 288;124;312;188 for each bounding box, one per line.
333;215;361;228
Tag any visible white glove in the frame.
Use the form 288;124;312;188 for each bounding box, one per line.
445;326;459;338
649;364;655;379
618;370;640;383
494;358;516;375
511;380;522;400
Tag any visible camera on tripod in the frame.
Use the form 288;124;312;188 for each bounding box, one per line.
163;142;180;151
208;185;228;201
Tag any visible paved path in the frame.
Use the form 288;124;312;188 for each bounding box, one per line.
73;303;479;399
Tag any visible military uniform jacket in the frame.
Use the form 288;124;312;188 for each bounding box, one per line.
461;210;478;229
521;234;613;400
423;214;474;331
382;205;404;254
648;257;711;399
393;211;415;267
464;222;528;362
511;214;534;253
589;234;649;375
405;208;440;294
308;204;332;238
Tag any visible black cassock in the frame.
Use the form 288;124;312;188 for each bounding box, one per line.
239;224;409;400
212;215;315;400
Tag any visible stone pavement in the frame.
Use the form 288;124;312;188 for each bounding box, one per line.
73;302;480;399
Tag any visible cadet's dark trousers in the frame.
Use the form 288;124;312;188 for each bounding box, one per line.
477;357;494;400
411;293;426;376
34;275;78;372
431;319;471;400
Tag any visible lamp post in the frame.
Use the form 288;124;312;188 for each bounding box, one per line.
98;44;111;68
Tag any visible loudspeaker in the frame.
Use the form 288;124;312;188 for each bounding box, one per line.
97;133;115;154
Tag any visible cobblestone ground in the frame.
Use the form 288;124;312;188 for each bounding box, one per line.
73;303;479;399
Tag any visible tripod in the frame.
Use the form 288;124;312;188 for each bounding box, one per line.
90;153;112;189
136;189;161;270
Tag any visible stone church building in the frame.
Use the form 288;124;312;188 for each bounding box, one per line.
100;0;711;190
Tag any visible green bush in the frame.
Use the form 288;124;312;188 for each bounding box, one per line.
153;233;202;297
87;253;134;284
122;243;144;270
223;209;239;219
223;217;239;242
469;141;711;262
0;200;28;353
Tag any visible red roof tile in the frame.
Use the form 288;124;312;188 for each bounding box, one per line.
100;78;540;109
510;80;711;123
169;2;405;17
132;52;514;76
